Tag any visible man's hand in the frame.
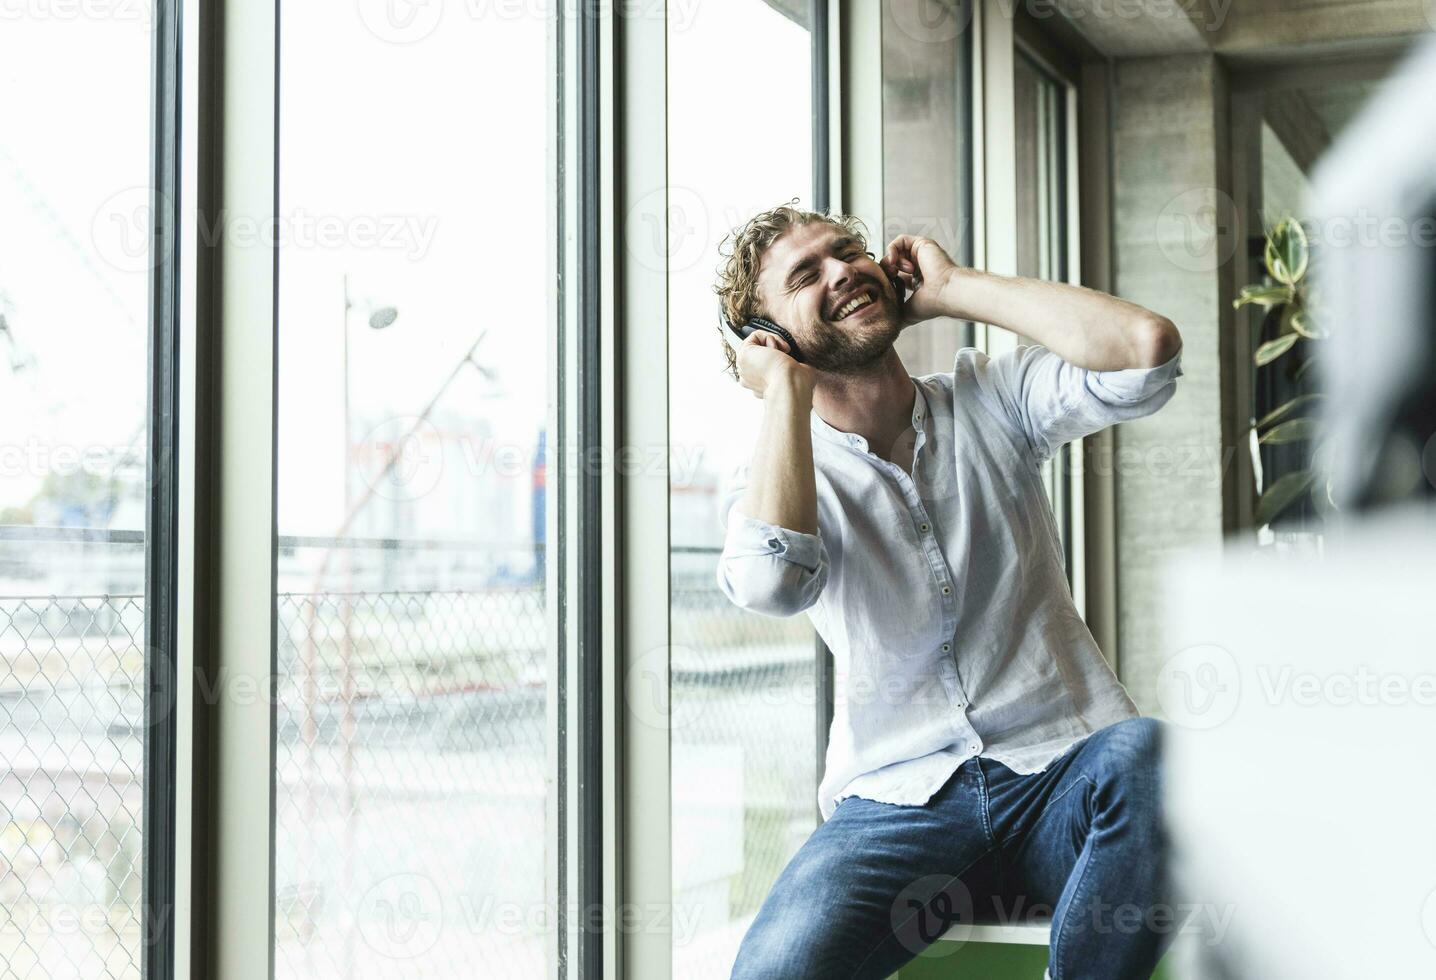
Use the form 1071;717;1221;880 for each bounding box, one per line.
736;331;815;400
880;234;960;326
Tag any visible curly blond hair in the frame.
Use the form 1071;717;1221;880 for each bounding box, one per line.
713;200;869;380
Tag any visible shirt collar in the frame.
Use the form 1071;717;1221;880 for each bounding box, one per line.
810;378;929;452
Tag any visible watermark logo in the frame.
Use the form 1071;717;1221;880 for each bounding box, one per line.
358;0;444;42
357;873;444;958
889;874;975;956
92;186;170;274
625;184;710;274
0;0;153;28
1157;644;1241;730
355;416;447;503
625;644;709;732
1422;886;1436;948
1156;187;1239;274
887;0;975;44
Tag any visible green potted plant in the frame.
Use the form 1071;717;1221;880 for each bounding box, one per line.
1233;217;1332;530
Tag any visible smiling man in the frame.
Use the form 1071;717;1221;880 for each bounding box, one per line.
713;203;1184;980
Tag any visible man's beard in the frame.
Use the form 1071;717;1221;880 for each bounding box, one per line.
801;295;903;375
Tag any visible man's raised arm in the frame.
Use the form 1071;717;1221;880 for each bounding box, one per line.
882;234;1182;369
715;332;828;618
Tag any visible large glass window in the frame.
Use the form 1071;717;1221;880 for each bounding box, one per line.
883;0;976;369
0;10;163;979
275;6;559;976
1014;47;1082;601
667;2;817;976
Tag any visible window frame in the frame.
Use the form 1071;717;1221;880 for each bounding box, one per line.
145;1;184;977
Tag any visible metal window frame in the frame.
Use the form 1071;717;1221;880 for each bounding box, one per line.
184;3;595;978
577;1;620;978
187;0;280;974
811;0;837;834
145;1;184;976
989;1;1125;642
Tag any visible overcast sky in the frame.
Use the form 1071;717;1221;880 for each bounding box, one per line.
0;0;811;538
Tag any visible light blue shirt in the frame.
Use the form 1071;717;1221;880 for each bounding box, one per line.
717;344;1184;821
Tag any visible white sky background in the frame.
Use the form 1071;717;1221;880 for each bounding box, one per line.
0;14;151;514
667;1;812;485
0;0;812;539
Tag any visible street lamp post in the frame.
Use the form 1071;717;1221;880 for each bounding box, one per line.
298;273;397;972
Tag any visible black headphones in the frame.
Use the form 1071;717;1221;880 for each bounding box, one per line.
719;311;808;362
719;255;907;366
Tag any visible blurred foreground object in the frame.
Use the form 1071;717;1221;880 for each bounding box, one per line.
1309;36;1436;513
1159;34;1436;978
1159;508;1436;977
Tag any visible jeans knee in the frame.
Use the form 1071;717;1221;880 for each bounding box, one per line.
1106;716;1164;774
730;913;808;980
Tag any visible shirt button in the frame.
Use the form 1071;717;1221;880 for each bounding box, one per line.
968;743;980;752
941;585;952;596
919;523;930;533
941;643;951;653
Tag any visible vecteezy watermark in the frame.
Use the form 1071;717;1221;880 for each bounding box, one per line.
0;0;152;27
1159;646;1436;730
885;0;976;44
1422;886;1436;948
1156;644;1241;731
357;873;445;958
1074;442;1241;491
1254;665;1436;709
357;0;701;44
1053;898;1236;945
625;184;712;275
1155;187;1240;274
0;436;166;487
1291;210;1436;252
90;187;440;272
348;425;710;504
459;895;705;947
889;874;976;956
355;875;706;958
1021;0;1233;32
884;0;1234;44
625;644;710;733
0;900;173;943
354;416;447;504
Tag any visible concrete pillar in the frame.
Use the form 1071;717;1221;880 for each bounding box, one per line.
1110;54;1235;712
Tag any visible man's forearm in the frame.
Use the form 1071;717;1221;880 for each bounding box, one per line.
741;375;818;535
938;267;1181;370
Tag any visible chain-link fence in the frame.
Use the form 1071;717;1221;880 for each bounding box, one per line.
0;594;146;980
0;553;819;980
670;550;818;980
273;587;548;979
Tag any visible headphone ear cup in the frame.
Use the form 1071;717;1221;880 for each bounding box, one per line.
747;316;805;364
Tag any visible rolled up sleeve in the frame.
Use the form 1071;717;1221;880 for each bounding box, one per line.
714;474;829;618
977;343;1184;462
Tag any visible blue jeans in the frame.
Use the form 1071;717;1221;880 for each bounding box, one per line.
730;717;1173;980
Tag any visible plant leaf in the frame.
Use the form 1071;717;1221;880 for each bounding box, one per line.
1289;307;1326;340
1284;219;1310;283
1264;218;1309;286
1234;284;1293;311
1255;333;1298;367
1255;393;1322;431
1311;473;1337;519
1256;470;1316;527
1259;417;1320;445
